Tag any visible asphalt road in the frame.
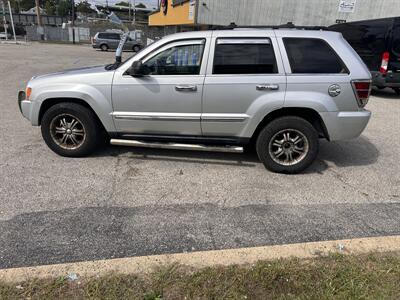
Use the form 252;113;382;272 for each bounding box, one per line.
0;43;399;269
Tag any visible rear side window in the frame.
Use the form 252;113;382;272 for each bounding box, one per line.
283;38;348;74
98;33;120;40
213;38;278;74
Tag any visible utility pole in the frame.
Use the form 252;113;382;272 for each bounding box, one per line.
71;0;75;44
7;1;16;42
133;0;136;29
1;0;7;40
128;0;131;22
34;0;44;40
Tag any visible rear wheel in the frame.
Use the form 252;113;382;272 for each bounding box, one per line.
256;116;319;174
100;44;108;51
394;88;400;95
41;103;102;157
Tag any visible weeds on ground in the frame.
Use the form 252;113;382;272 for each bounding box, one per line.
1;252;399;299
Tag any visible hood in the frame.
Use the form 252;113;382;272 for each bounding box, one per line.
30;65;109;81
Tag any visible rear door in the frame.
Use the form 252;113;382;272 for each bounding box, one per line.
201;31;286;138
105;33;121;49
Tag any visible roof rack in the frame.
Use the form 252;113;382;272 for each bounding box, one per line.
210;22;328;31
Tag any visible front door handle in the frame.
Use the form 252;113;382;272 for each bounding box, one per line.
256;84;279;91
175;85;197;92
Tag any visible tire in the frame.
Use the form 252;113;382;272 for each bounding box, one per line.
100;44;108;51
133;45;141;52
41;102;102;157
394;88;400;95
376;86;385;90
256;116;319;174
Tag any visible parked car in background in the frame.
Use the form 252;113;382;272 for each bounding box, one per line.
92;31;143;52
0;32;12;40
19;28;372;174
330;17;400;95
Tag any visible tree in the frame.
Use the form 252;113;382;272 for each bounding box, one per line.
57;0;69;17
76;0;94;15
44;0;56;15
115;1;129;6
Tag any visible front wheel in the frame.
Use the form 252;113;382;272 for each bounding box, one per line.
41;103;102;157
256;116;319;174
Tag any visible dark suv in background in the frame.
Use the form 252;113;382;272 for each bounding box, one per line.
330;17;400;95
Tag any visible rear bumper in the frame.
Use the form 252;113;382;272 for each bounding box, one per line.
320;110;371;141
371;71;400;88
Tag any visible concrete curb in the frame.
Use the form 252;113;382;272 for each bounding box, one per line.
1;235;399;283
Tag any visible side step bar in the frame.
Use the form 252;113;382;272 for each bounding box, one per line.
110;139;243;153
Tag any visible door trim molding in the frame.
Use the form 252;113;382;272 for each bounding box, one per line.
111;112;249;122
201;113;249;122
111;112;200;121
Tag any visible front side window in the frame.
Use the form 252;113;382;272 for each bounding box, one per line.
142;41;205;75
213;38;278;74
283;38;348;74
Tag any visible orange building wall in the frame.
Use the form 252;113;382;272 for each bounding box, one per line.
149;1;195;26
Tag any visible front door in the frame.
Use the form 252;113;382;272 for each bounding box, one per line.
111;39;208;136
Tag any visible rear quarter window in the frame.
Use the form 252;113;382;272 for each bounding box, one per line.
283;38;348;74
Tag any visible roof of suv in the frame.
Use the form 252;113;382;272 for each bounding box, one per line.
162;29;343;41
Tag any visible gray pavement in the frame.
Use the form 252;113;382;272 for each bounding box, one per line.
0;43;399;269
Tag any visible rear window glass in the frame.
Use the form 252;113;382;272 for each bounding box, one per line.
213;39;278;74
329;19;392;70
283;38;348;74
392;21;400;55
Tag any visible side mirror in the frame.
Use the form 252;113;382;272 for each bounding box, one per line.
128;60;147;76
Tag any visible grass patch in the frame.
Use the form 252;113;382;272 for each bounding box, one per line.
1;252;399;299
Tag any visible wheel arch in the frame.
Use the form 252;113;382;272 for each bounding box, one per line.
38;98;108;133
250;107;330;144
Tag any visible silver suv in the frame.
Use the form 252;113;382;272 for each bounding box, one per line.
18;28;372;173
92;31;143;52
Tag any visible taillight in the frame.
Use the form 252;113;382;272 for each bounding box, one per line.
380;51;390;74
351;80;371;108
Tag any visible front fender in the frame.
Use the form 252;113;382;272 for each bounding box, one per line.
30;83;116;132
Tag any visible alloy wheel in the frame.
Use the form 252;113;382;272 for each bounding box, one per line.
268;129;309;166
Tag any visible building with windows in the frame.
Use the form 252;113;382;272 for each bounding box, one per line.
149;0;400;31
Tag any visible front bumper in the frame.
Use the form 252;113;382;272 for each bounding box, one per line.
18;91;34;121
320;110;371;141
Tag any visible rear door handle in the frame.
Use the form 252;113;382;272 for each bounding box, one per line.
175;85;197;92
256;84;279;91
